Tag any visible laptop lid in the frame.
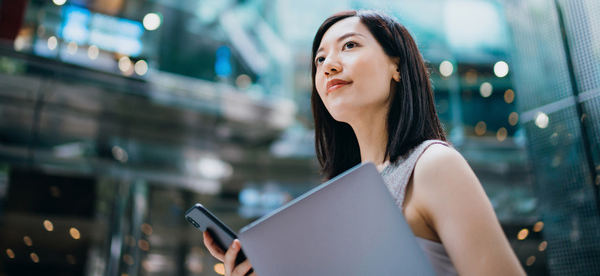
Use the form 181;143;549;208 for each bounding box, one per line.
238;162;435;276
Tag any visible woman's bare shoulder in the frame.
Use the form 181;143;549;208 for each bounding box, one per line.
408;143;482;232
414;143;473;184
411;143;526;275
409;142;486;231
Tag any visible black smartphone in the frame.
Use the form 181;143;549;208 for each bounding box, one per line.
185;203;247;266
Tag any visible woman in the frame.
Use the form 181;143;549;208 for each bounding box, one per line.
204;10;526;276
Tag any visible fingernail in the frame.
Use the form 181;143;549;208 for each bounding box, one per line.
232;240;238;250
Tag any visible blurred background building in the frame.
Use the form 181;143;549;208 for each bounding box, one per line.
0;0;597;275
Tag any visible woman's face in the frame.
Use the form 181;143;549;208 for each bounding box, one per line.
315;17;399;123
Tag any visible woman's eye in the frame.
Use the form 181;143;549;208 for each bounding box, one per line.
344;41;357;50
315;57;325;65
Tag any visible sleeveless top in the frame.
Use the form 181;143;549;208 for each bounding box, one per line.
379;140;458;276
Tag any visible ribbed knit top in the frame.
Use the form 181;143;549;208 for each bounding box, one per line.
379;140;458;276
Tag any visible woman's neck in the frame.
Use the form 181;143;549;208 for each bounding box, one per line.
348;108;389;171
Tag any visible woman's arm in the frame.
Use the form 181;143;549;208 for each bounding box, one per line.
412;144;525;275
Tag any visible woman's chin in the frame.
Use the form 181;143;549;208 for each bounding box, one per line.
329;112;354;124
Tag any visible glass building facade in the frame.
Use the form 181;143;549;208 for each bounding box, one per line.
0;0;598;275
504;0;600;274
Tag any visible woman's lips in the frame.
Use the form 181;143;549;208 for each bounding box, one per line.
326;79;352;93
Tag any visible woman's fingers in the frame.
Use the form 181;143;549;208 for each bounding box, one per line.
203;231;225;262
231;259;254;276
223;239;241;276
204;234;254;276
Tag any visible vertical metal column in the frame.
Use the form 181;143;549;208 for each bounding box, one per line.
105;179;130;276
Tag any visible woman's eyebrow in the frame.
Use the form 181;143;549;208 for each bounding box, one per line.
316;32;366;55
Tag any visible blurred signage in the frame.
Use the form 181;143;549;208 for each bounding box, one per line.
61;5;144;56
215;45;232;77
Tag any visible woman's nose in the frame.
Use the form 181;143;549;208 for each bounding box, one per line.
323;57;341;75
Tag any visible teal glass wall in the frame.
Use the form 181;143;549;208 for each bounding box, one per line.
503;0;600;274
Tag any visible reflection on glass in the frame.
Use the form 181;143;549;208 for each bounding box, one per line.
439;61;454;77
518;228;529;240
496;127;507;142
493;61;509;77
44;220;54;231
534;112;549;129
30;252;40;263
112;146;129;163
67;41;78;55
70;227;81;239
138;239;150;251
479;82;493;98
214;263;225;275
47;36;58;51
14;36;26;51
526;255;536;266
509;112;519;126
123;254;134;265
236;74;252;89
118;57;132;73
24;236;33;246
533;221;544;232
88;45;99;60
539;241;548;251
465;69;478;84
552;155;561;168
504;89;515;103
475;121;487;136
6;249;15;259
135;60;148;76
143;13;162;31
141;223;153;235
53;0;67;6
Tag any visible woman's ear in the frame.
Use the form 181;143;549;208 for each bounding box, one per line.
393;70;401;82
390;58;401;82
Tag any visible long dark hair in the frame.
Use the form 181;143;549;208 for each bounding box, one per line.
311;10;447;180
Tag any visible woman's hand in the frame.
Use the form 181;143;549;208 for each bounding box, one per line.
203;231;256;276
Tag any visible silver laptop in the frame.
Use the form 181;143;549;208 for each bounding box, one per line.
238;162;435;276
